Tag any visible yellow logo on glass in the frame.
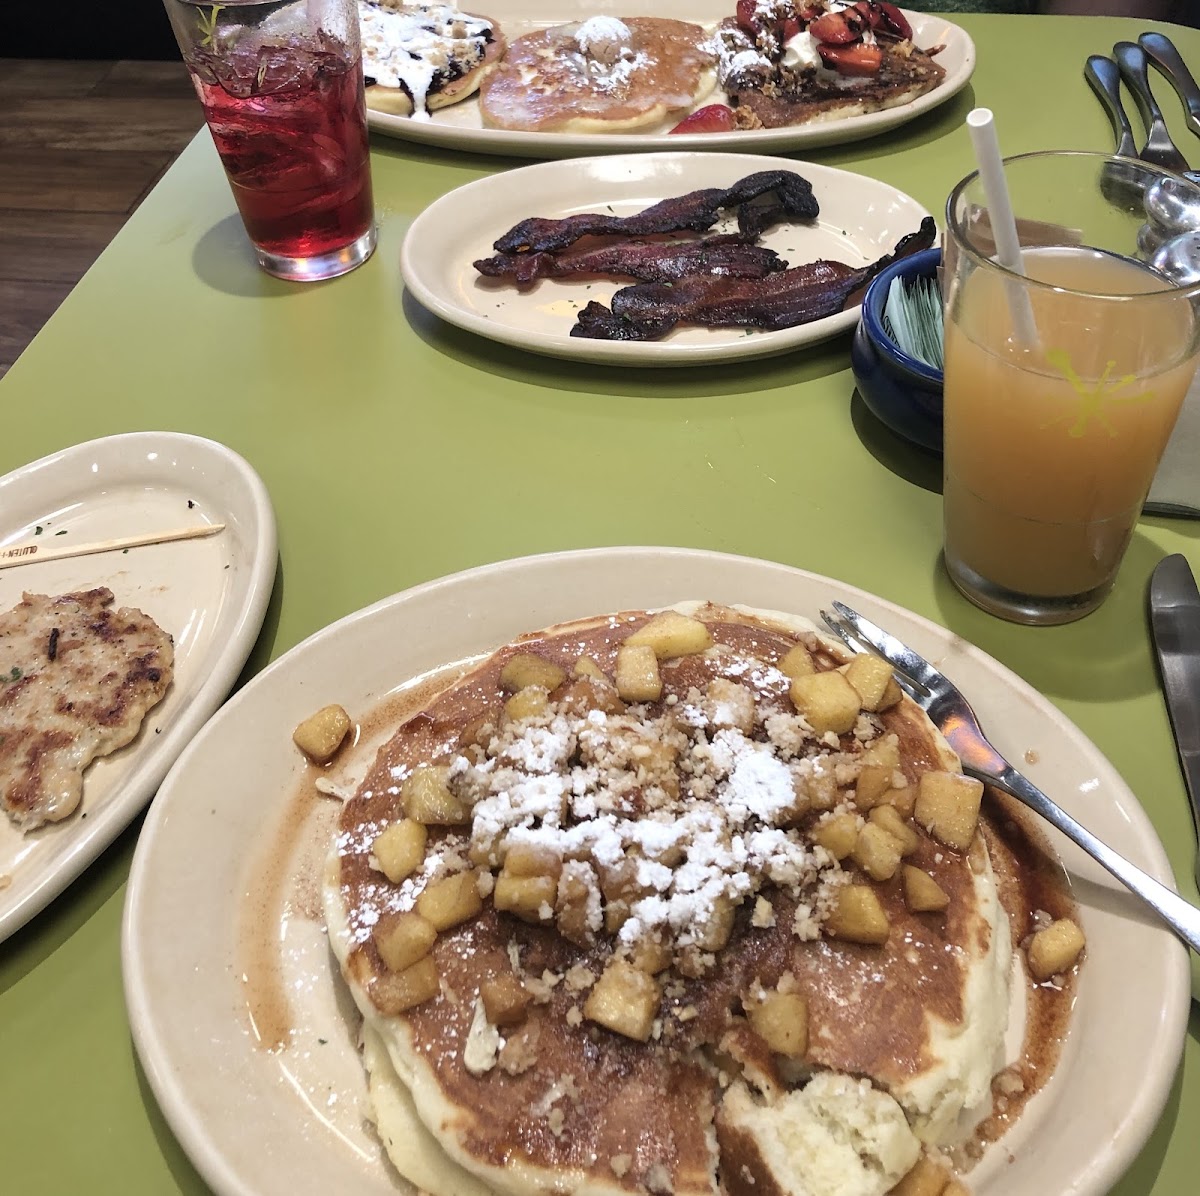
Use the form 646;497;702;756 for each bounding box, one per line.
1043;348;1151;438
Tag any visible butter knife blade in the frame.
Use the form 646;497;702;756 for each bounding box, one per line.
1149;553;1200;890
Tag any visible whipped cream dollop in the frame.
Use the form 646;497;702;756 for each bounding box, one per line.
574;15;631;65
566;16;647;95
781;30;822;72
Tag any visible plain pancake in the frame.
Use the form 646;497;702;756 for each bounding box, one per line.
324;602;1011;1195
478;18;716;134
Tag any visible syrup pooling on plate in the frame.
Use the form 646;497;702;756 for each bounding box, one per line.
316;602;1083;1196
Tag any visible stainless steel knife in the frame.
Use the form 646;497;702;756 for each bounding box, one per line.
1149;553;1200;890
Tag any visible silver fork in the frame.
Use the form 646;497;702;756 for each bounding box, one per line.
1113;41;1193;176
820;600;1200;956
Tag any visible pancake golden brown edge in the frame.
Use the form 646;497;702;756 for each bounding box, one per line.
321;601;1077;1195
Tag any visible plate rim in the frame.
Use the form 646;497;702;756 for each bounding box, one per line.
0;430;278;942
366;6;976;159
400;151;933;366
122;545;1190;1196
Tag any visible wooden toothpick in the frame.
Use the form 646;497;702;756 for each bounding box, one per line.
0;523;226;570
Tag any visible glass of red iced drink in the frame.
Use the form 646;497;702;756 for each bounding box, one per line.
164;0;376;281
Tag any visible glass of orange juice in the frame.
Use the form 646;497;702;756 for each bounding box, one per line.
942;151;1200;625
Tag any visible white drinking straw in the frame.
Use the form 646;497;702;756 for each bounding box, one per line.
965;108;1040;345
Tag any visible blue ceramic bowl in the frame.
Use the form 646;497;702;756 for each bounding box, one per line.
850;246;944;453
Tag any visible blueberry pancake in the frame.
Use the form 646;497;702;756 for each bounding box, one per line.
358;1;505;119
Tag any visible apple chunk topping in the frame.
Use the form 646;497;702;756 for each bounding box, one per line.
844;653;902;713
790;670;861;735
374;910;437;973
370;956;440;1015
811;812;860;860
851;822;904;881
494;874;558;923
499;652;566;693
825;884;890;945
293;704;352;763
914;770;984;851
902;865;950;913
868;804;920;855
745;987;808;1059
614;644;662;702
372;818;427;883
1026;918;1085;981
403;764;471;825
624;610;713;659
481;972;532;1027
416;870;484;930
777;643;815;680
584;959;662;1042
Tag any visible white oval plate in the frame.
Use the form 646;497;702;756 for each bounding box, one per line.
367;4;974;158
123;547;1187;1196
0;432;276;942
401;152;932;366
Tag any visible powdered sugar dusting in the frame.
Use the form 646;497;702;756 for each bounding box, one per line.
436;652;880;971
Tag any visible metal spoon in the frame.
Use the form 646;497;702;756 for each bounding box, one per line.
1086;55;1148;205
1086;54;1139;158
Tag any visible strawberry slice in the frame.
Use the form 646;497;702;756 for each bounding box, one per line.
877;2;913;40
818;42;884;75
808;11;861;45
736;0;758;34
780;16;801;41
669;104;738;134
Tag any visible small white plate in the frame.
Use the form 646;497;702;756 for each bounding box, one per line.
367;4;974;158
0;432;276;942
401;152;932;366
123;547;1187;1196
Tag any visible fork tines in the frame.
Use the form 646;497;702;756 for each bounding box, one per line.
819;602;930;698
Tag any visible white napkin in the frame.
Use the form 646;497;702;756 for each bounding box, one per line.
1146;371;1200;517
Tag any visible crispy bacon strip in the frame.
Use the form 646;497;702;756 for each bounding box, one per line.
474;235;787;287
492;170;819;255
571;217;936;341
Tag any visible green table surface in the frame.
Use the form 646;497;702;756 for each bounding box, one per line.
2;12;1200;1194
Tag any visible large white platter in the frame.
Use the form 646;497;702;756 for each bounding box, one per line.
122;547;1187;1196
367;3;974;157
0;432;276;942
401;151;932;365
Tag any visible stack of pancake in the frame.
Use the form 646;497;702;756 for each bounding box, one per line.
322;602;1014;1195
